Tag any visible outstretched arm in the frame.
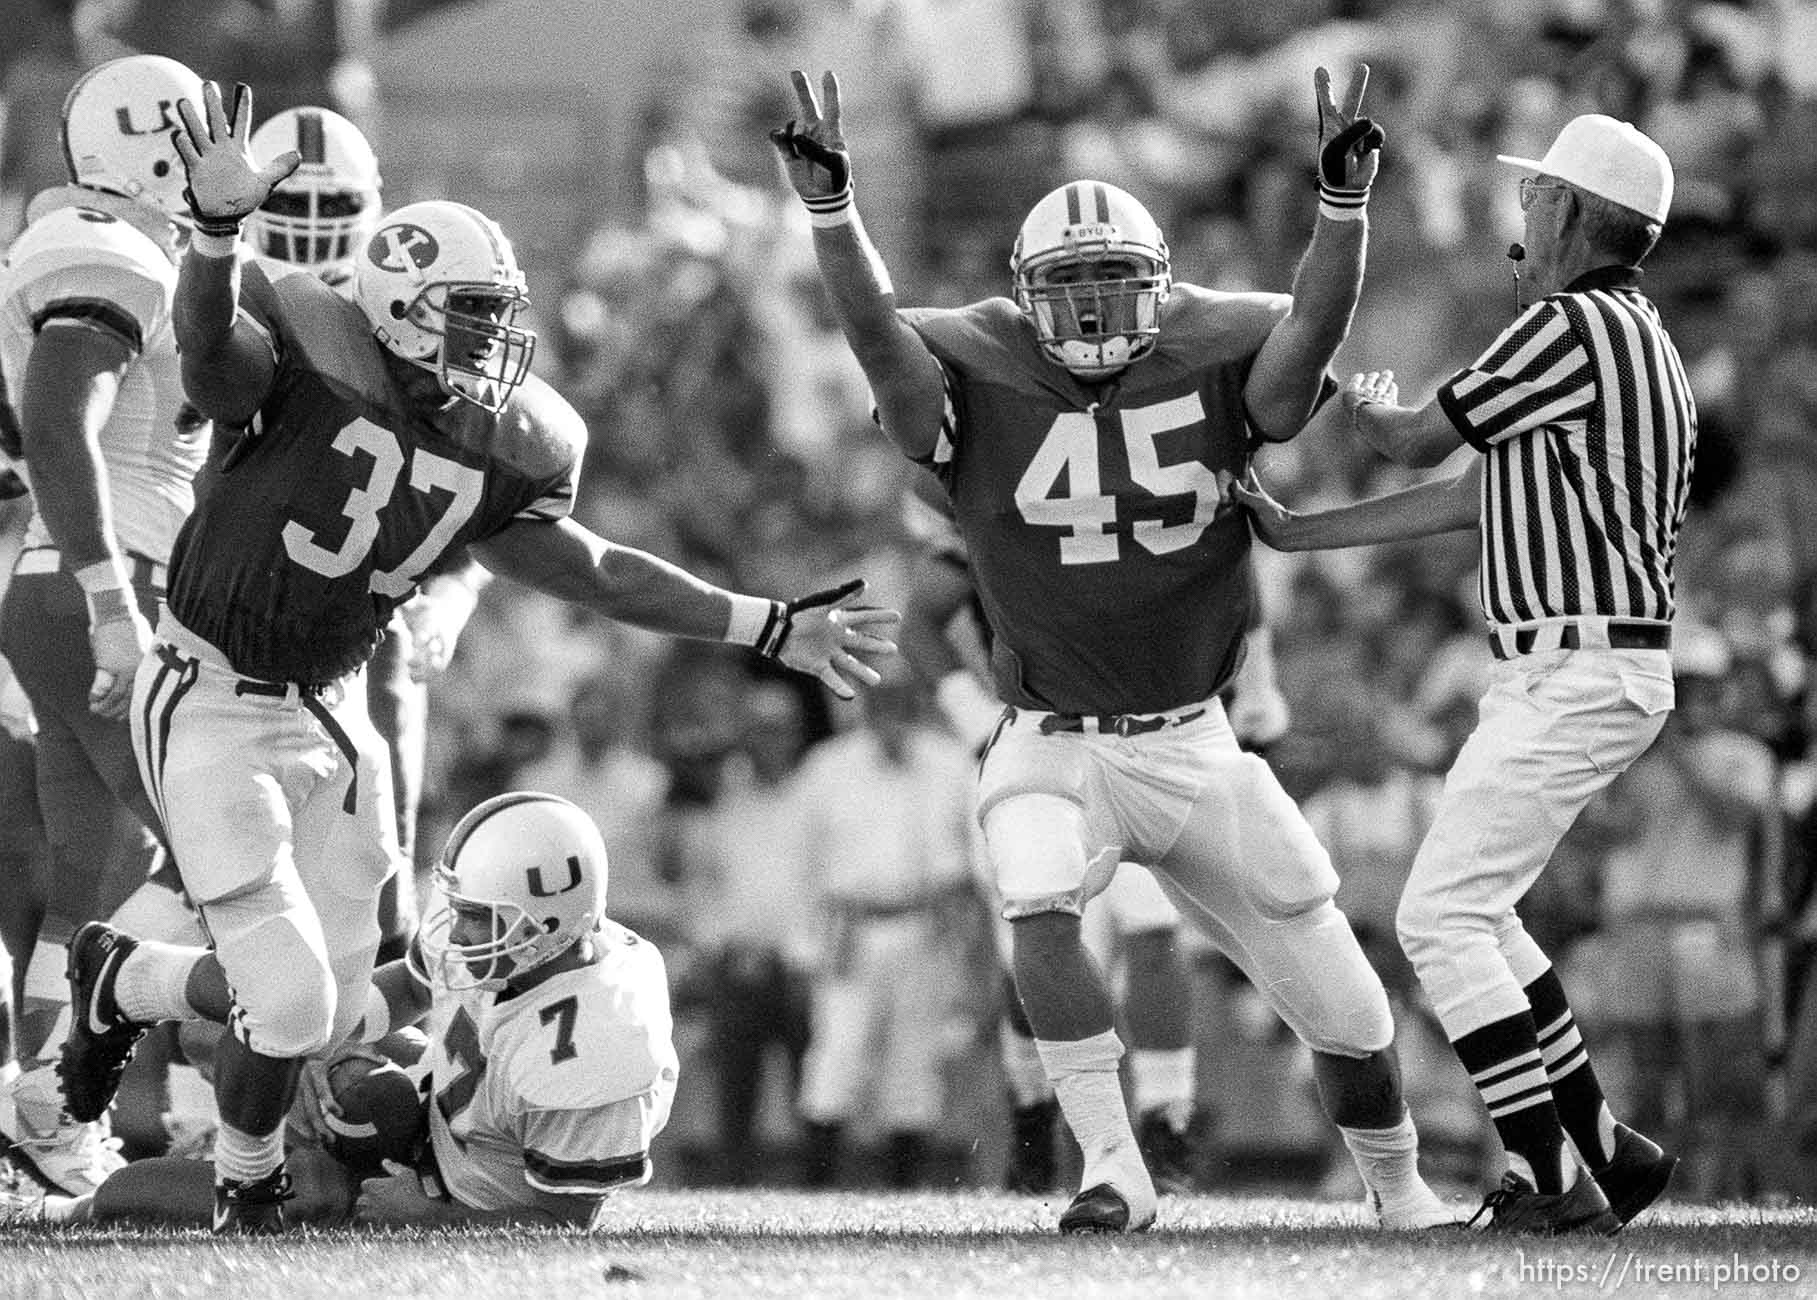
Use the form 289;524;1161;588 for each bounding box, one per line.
473;515;898;700
1234;459;1481;552
169;80;299;424
772;70;948;460
1245;66;1383;440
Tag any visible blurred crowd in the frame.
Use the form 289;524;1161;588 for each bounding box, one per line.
6;0;1817;1198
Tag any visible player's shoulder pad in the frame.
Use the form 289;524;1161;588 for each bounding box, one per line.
507;923;675;1111
899;297;1026;368
4;205;177;344
901;297;1079;399
253;265;395;393
484;371;588;483
1150;283;1291;366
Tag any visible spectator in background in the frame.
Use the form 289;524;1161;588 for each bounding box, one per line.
667;677;819;1186
0;1;86;241
794;667;978;1190
1570;624;1771;1201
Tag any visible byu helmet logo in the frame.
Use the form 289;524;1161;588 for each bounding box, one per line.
527;855;583;898
369;224;438;274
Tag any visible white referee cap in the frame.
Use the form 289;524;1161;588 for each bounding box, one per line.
1497;114;1674;224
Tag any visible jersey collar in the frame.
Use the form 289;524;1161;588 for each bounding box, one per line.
1564;264;1644;293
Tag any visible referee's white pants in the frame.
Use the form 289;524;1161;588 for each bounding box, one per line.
1398;648;1673;1041
131;615;399;1059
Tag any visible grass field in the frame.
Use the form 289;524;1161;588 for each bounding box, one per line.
4;1191;1816;1299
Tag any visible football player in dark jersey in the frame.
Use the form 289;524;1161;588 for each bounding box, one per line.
54;80;897;1236
775;67;1453;1233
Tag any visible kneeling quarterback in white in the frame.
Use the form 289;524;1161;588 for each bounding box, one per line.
355;792;677;1225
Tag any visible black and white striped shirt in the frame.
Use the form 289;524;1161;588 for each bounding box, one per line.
1438;266;1696;626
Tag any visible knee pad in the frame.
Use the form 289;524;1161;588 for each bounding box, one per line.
985;794;1117;919
212;905;337;1059
1271;902;1394;1056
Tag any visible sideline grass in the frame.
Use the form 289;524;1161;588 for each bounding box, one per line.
4;1191;1814;1299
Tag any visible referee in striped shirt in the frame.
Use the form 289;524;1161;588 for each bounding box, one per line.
1236;114;1694;1235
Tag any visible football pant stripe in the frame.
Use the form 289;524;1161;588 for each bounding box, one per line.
147;654;201;832
138;653;175;827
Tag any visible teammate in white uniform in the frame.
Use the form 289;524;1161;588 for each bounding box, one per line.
5;792;676;1229
356;792;676;1225
0;54;209;1197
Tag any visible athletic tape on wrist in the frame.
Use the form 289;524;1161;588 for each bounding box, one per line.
188;229;239;257
725;592;788;653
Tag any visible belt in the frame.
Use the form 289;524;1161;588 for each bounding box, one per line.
156;643;361;816
15;545;167;593
1488;618;1671;660
1037;707;1207;738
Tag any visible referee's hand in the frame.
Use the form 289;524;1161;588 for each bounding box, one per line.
1341;370;1398;416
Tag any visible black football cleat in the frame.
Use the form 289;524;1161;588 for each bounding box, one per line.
213;1167;294;1235
1059;1182;1152;1234
1593;1124;1678;1227
1137;1106;1209;1196
57;923;153;1124
1468;1168;1620;1236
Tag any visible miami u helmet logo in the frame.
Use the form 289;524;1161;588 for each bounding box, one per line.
115;101;177;136
527;855;583;898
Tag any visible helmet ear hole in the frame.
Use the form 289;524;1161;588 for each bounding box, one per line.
389;301;408;320
152;160;170;178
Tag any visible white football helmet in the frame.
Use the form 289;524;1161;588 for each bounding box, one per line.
353;200;535;413
1011;181;1172;379
249;107;382;289
59;55;207;218
422;792;609;991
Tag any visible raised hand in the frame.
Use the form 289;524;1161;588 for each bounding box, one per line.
770;70;851;203
170;81;299;234
771;577;901;701
1314;65;1384;194
1343;369;1398;414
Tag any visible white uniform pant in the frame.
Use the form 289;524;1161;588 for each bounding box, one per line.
976;699;1391;1057
1398;648;1673;1039
130;614;398;1058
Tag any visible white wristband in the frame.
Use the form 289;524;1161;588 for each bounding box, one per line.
724;592;785;649
808;206;855;229
73;556;131;596
73;557;133;627
188;229;238;258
